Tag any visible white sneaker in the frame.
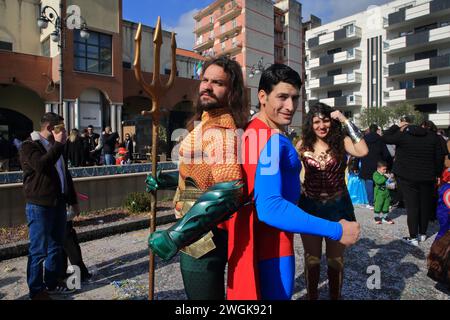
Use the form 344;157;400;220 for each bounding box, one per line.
366;205;374;210
418;234;427;242
402;237;419;247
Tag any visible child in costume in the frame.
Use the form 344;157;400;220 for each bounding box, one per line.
347;156;368;205
373;161;395;224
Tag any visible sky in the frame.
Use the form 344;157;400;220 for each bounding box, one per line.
123;0;393;50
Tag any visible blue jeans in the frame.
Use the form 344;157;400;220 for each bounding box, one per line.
26;200;67;298
105;153;115;166
364;179;374;206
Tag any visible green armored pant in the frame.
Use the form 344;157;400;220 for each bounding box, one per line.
179;228;228;300
374;192;391;213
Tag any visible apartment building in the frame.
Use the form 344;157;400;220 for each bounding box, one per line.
193;0;304;132
305;0;450;128
0;0;204;154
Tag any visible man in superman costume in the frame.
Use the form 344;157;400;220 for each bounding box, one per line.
226;64;361;300
148;64;360;300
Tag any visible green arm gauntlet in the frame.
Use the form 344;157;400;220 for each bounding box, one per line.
145;170;179;192
148;180;244;261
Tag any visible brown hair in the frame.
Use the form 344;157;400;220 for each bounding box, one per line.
187;55;249;131
300;102;346;161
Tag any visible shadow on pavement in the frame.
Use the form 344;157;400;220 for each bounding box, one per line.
294;237;426;300
0;276;21;290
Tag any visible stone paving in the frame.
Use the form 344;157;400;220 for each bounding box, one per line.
0;206;448;300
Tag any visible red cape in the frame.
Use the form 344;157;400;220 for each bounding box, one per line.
226;118;294;300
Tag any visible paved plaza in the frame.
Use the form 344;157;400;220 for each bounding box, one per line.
0;206;448;300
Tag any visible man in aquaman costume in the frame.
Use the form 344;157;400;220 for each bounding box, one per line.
146;56;249;300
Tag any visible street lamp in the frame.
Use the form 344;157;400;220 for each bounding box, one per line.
248;56;271;78
37;4;89;114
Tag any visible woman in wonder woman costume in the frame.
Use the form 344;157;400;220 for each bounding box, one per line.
296;103;368;299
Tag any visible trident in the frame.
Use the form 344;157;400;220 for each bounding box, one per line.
133;17;177;300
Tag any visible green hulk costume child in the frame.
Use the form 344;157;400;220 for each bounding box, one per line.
373;160;395;225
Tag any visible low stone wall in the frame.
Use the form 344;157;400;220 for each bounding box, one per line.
0;172;176;228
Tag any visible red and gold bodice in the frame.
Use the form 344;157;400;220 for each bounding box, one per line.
300;150;346;200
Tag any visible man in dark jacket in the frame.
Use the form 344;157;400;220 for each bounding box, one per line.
360;124;392;208
19;112;79;300
99;126;119;166
382;116;444;246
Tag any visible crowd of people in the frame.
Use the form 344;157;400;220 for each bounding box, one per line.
1;124;135;172
64;125;130;167
17;55;449;300
343;117;449;247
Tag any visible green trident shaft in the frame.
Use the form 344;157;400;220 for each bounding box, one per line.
133;16;177;300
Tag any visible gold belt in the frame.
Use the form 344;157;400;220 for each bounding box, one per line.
173;182;217;259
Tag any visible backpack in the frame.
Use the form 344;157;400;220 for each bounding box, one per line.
427;230;450;288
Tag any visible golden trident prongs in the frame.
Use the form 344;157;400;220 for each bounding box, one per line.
133;16;177;301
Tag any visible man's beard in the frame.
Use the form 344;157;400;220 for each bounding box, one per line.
196;92;226;112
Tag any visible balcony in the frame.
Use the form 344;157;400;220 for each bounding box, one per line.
217;25;242;41
194;21;215;35
383;25;450;54
386;0;450;30
194;0;227;20
385;84;450;103
307;25;362;51
193;37;215;52
387;53;450;78
221;41;242;56
307;48;362;70
309;94;363;108
217;4;241;24
429;112;450;127
307;72;362;90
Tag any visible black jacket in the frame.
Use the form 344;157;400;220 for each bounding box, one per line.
65;137;85;167
19;133;77;207
360;132;392;180
382;125;444;182
102;132;119;155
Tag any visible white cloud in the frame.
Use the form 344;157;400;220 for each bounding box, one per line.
165;8;199;50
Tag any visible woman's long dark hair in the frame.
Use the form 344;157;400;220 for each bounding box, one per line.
187;55;249;131
300;102;346;160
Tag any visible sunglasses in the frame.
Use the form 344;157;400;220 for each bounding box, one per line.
53;124;66;134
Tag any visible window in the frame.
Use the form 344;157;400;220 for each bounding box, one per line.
210;16;214;24
399;80;414;89
328;90;342;98
232;19;237;29
41;38;50;57
415;103;437;113
0;41;12;51
74;30;112;75
327;68;342;77
414;23;437;33
414;77;437;87
327;48;341;55
344;24;355;35
221;42;226;51
415;50;437;60
283;32;286;41
283;48;286;57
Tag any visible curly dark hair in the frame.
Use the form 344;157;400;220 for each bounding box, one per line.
300;102;346;161
187;55;249;131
